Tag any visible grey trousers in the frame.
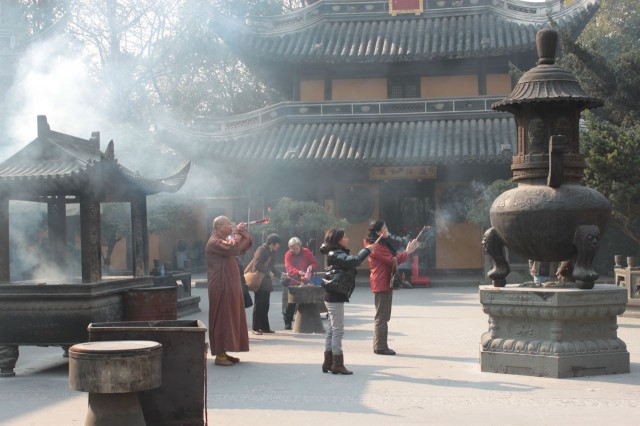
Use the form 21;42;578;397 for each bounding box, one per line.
324;301;345;355
373;291;393;351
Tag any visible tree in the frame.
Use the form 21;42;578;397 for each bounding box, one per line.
100;197;193;273
251;197;348;245
556;0;640;247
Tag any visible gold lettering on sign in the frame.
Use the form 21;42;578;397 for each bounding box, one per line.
369;166;437;180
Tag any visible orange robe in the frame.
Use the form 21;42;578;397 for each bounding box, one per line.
206;228;252;355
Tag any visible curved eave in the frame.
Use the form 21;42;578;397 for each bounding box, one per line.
179;115;516;167
211;0;600;63
0;158;191;198
119;161;191;195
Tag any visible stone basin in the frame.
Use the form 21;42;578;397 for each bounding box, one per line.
0;277;153;377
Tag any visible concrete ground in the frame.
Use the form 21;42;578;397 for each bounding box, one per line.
0;284;639;426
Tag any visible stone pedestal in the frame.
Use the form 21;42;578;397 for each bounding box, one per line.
288;286;325;334
69;340;162;426
479;284;630;378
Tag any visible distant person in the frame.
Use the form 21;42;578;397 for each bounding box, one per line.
366;220;418;356
556;260;573;282
320;228;375;375
249;234;282;335
283;237;319;330
529;260;558;284
205;216;253;366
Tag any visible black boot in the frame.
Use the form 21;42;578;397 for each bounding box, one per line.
322;350;333;373
331;354;353;375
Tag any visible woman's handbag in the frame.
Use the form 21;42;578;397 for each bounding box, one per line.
321;270;351;296
244;270;264;292
244;255;265;291
390;257;404;289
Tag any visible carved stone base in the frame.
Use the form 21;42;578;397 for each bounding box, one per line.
479;284;630;378
0;345;19;377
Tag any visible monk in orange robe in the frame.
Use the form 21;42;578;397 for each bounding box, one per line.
206;216;253;366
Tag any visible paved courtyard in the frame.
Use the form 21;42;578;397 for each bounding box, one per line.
0;285;639;425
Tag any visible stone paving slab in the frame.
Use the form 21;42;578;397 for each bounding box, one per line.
0;286;638;425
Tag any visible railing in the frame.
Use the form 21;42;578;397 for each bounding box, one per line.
244;0;592;33
169;96;506;136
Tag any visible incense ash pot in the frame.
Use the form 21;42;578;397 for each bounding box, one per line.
483;28;610;289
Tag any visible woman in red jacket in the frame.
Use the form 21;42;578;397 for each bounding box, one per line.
366;220;418;355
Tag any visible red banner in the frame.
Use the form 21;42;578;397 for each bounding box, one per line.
390;0;423;15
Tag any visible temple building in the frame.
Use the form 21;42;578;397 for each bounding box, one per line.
161;0;599;278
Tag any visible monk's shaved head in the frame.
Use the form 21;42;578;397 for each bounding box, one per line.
213;215;231;230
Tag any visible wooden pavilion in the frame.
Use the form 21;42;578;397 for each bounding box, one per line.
0;115;190;283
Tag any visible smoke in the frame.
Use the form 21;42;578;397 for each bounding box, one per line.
2;35;108;159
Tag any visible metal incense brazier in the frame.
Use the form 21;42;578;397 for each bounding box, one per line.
483;28;610;289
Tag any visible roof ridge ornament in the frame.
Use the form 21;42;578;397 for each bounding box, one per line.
37;115;50;138
105;140;115;160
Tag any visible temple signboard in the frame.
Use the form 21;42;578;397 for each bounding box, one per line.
369;166;436;180
389;0;423;16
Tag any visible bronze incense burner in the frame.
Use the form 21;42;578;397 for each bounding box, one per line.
483;28;610;289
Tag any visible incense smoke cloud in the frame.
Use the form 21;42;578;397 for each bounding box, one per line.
3;35;108;158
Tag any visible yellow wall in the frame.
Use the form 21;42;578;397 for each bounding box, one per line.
300;80;325;101
332;79;387;100
486;73;512;95
421;75;478;98
435;183;483;269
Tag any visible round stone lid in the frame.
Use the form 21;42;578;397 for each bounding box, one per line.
70;340;162;354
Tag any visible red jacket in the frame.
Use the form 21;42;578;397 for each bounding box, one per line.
284;247;318;278
367;241;410;293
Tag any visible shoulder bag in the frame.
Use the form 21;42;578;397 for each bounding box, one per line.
390;257;404;289
321;269;351;296
244;256;265;292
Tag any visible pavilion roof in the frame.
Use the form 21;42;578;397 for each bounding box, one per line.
158;100;516;167
0;116;190;200
210;0;600;64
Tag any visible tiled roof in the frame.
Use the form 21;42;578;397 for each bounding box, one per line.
211;0;600;63
0;117;190;196
179;114;516;166
0;130;101;178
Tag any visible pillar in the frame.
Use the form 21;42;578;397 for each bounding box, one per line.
47;196;67;273
0;197;9;283
80;197;101;283
130;196;148;277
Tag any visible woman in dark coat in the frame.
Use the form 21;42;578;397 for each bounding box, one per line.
319;228;376;375
249;234;282;334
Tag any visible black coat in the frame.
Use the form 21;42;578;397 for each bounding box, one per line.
320;244;370;303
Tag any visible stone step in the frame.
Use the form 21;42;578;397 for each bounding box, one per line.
177;295;201;318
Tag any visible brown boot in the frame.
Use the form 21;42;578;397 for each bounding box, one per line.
331;354;353;375
322;350;333;373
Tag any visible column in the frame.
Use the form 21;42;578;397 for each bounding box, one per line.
130;196;148;277
47;196;67;274
0;197;9;283
80;197;101;283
